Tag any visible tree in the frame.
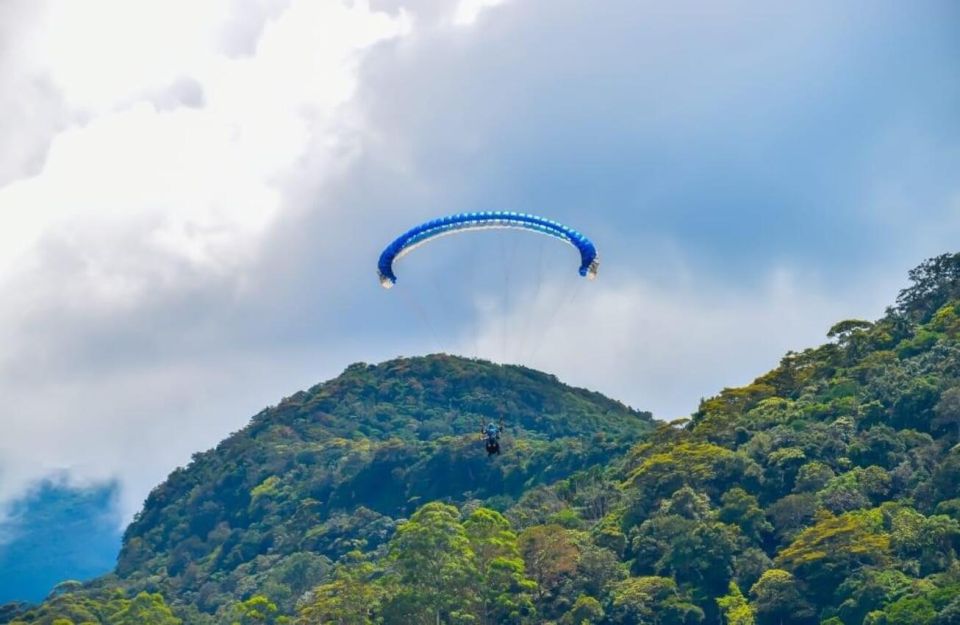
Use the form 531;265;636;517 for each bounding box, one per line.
382;502;477;624
934;387;960;440
775;509;890;595
719;488;773;544
716;582;754;625
559;596;603;625
665;520;739;592
632;505;739;594
931;303;960;337
232;595;288;625
827;320;874;363
894;253;960;322
661;487;711;521
518;525;580;604
749;570;815;625
936;597;960;625
888;508;960;576
793;462;835;494
558;466;622;522
818;467;891;514
882;596;937;625
766;494;817;546
463;508;536;625
109;592;183;625
834;568;914;625
569;542;627;599
622;444;761;520
610;576;703;625
828;319;874;341
891;377;940;431
298;553;380;625
732;547;773;592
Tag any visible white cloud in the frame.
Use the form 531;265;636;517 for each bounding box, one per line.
0;0;410;520
0;351;312;524
0;0;409;279
0;2;68;187
34;1;230;113
0;106;278;277
466;269;894;419
452;0;508;26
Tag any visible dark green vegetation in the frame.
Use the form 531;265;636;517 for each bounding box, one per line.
4;252;960;625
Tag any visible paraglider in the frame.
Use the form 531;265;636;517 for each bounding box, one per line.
482;419;503;456
377;211;599;289
377;211;600;456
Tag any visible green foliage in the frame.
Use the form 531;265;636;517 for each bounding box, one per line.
886;507;960;576
716;582;754;625
776;509;891;594
297;553;380;625
749;569;815;625
464;507;536;624
718;488;772;543
93;355;652;619
610;576;704;625
629;488;740;595
230;595;287;625
518;524;580;608
382;502;478;623
297;503;537;625
622;443;760;523
1;591;182;625
894;253;960;322
560;595;603;625
882;595;937;625
109;593;183;625
934;386;960;440
834;568;915;625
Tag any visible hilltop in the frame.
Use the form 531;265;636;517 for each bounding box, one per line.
3;356;651;624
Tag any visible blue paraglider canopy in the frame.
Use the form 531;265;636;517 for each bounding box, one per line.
377;211;599;288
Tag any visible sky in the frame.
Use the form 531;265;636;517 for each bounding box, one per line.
0;0;958;544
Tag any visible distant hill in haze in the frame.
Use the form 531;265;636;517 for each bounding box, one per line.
0;482;121;604
5;253;960;625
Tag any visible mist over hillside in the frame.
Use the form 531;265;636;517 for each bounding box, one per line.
0;483;121;604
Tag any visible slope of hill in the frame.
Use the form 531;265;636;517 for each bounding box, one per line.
5;253;960;625
272;254;960;625
1;356;652;624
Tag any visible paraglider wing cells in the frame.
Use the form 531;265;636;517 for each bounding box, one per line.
377;212;599;288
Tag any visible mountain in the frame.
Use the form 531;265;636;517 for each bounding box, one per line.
4;253;960;625
0;482;122;604
1;355;652;624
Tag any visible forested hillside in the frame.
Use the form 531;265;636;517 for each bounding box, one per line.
4;253;960;625
1;356;651;624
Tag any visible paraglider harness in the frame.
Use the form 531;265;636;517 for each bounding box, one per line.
482;416;504;456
